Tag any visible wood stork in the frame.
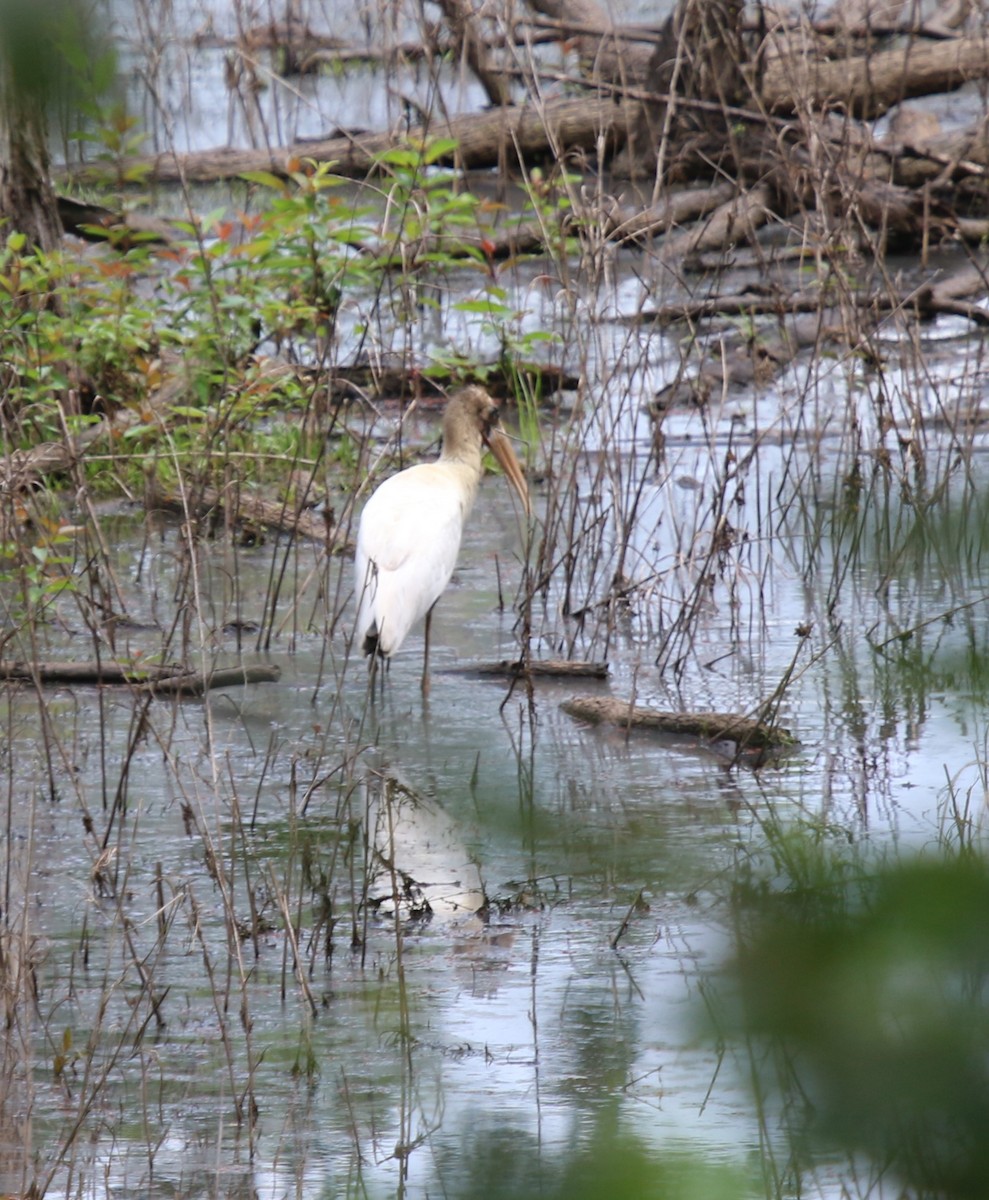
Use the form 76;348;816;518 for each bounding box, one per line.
354;386;530;695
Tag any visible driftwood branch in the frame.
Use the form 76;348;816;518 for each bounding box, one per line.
659;183;773;261
602;182;738;244
561;695;794;749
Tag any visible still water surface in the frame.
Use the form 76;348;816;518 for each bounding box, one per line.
6;397;985;1197
12;0;989;1192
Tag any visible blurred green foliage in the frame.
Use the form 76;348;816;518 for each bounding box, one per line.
726;841;989;1198
432;1108;752;1200
0;137;557;493
0;0;115;112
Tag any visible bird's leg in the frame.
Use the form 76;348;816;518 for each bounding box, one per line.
421;604;435;697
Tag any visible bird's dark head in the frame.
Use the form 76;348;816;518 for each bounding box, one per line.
442;386;530;515
443;384;501;448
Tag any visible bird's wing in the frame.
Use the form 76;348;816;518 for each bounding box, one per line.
354;464;469;656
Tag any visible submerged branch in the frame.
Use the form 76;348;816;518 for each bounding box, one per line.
443;658;610;678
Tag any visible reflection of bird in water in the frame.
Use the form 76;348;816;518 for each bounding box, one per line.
363;767;488;922
354;386;530;696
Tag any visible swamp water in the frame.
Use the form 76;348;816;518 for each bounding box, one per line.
10;0;989;1191
4;303;989;1198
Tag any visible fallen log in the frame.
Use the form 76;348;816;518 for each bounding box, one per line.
442;658;609;678
928;262;989;304
0;661;181;685
660;183;773;261
148;481;338;544
603;183;737;245
761;33;989;118
0;424;108;492
141;664;281;695
0;661;280;693
885;116;989;188
632;271;989;327
56;195;176;247
319;358;580;398
61;95;628;186
561;695;794;749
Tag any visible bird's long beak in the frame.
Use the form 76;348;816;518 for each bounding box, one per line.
486;426;531;517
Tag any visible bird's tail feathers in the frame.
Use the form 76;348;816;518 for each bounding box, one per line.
362;622;382;658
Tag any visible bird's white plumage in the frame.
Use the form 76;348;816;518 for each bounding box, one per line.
355;459;479;658
353;386;529;694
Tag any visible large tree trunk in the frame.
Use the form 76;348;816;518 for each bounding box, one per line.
621;0;749;182
432;0;514;106
0;98;62;251
523;0;653;85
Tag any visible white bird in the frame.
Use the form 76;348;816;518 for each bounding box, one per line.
354;386;530;695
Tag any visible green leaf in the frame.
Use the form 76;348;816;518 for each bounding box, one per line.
240;170;288;190
423;137;459;164
376;146;421;169
200;207;229;234
454;298;512;316
121;424;154;440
